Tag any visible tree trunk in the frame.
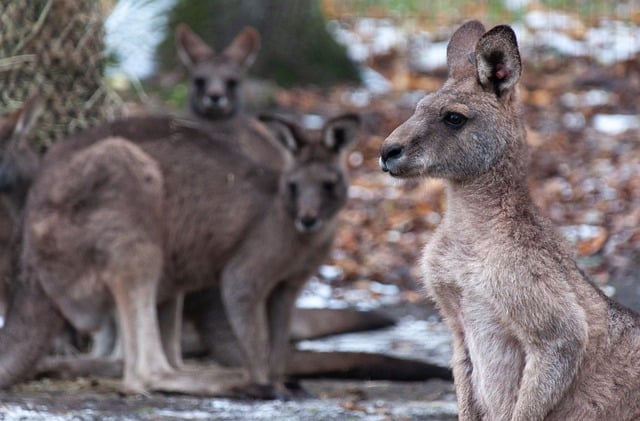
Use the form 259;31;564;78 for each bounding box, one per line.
0;0;119;149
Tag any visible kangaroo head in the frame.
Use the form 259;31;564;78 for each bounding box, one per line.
0;95;42;200
380;21;523;182
260;114;360;234
176;23;260;120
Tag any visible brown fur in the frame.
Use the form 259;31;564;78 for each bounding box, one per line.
0;112;358;397
0;96;41;322
380;21;640;420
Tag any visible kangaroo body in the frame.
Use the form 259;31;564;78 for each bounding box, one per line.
0;112;358;397
380;21;640;420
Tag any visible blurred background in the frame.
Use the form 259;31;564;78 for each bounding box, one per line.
1;0;640;418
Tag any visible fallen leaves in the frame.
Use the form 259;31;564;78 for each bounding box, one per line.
271;39;640;304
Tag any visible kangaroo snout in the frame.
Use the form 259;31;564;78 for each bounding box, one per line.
203;93;228;109
379;143;404;173
295;214;321;233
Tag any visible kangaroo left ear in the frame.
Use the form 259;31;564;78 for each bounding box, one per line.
475;25;521;98
258;114;303;153
323;114;360;154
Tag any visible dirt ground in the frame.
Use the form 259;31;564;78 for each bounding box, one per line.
0;377;457;420
0;301;459;420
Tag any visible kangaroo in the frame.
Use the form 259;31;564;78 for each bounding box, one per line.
0;111;358;398
0;96;41;322
175;23;285;172
65;23;281;363
379;21;640;420
175;23;391;385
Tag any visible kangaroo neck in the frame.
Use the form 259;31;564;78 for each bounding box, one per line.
444;142;533;226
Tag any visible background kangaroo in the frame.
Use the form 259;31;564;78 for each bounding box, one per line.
175;23;286;172
379;21;640;420
0;111;358;398
175;23;391;382
0;97;41;323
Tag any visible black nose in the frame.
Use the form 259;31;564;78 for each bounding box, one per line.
379;144;403;172
300;216;318;229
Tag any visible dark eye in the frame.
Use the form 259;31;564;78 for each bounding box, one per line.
322;181;336;193
288;181;298;196
443;112;467;128
194;77;206;90
226;79;238;90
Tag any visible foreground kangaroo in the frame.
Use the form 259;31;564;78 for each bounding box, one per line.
0;112;358;397
379;21;640;420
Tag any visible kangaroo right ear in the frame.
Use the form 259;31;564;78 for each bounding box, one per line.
175;23;215;68
475;25;522;98
223;26;260;70
258;114;302;153
323;114;360;154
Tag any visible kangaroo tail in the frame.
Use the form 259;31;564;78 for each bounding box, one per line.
0;270;64;388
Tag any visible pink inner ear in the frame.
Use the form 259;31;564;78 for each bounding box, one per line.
495;63;510;80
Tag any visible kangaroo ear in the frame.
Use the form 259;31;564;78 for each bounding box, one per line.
475;25;521;97
223;26;260;70
258;114;302;153
175;23;214;68
447;20;486;80
323;114;360;154
2;95;42;148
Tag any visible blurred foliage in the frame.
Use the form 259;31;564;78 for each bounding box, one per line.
156;0;361;88
322;0;631;25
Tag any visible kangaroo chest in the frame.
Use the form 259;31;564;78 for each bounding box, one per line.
422;228;525;418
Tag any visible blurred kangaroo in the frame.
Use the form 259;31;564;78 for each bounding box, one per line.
175;23;387;381
0;97;41;322
379;21;640;420
175;23;285;171
0;111;358;398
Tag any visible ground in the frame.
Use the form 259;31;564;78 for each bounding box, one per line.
1;378;457;420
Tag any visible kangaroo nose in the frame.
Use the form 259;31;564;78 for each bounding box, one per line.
295;214;321;233
379;144;404;172
204;94;228;108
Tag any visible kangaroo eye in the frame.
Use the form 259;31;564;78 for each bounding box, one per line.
443;112;467;128
322;181;335;193
194;77;206;90
226;79;238;90
288;181;298;196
